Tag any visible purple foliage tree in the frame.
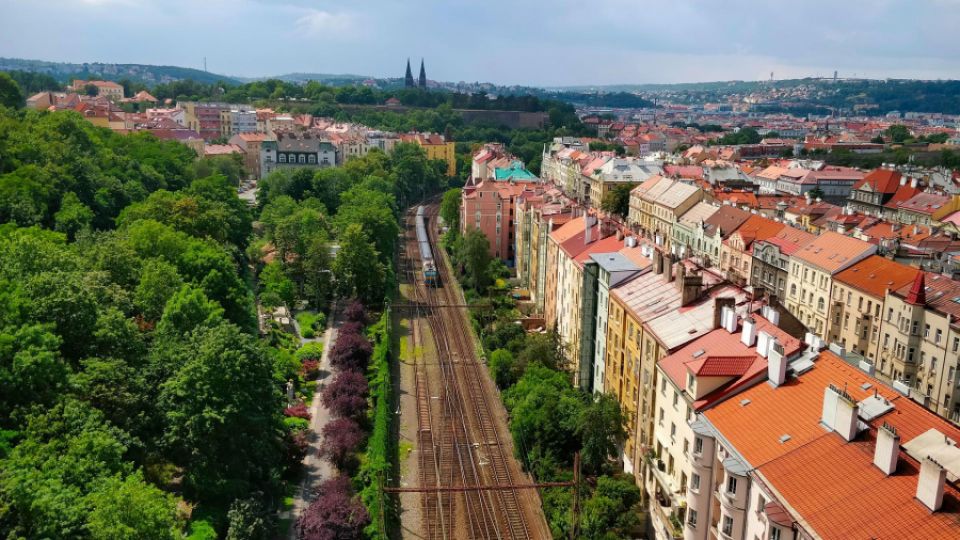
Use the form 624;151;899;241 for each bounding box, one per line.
342;299;367;324
321;371;369;419
296;477;370;540
337;321;364;339
328;331;372;372
320;417;366;469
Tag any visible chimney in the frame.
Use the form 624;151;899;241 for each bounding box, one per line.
653;250;664;275
911;177;918;188
900;175;907;186
681;268;703;307
584;215;594;244
917;457;947;512
722;306;738;333
713;297;735;329
616;229;624;241
757;330;773;358
873;422;900;476
741;316;757;347
768;339;786;386
822;385;859;442
665;252;675;283
676;261;686;291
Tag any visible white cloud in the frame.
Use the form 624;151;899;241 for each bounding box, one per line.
294;8;356;39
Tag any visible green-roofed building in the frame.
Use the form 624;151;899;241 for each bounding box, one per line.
494;160;538;181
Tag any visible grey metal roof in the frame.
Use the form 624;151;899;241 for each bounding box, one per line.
590;252;639;273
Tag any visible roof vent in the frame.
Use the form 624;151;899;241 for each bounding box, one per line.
692;349;706;358
740;399;751;407
779;434;792;444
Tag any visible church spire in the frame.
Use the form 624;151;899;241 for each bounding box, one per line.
404;58;414;88
418;58;427;89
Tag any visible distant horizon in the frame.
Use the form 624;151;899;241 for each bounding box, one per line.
6;55;960;92
2;0;958;87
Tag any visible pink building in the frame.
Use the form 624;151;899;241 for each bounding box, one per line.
461;180;541;262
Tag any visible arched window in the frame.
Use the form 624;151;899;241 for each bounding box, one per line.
790;284;797;297
298;154;306;164
817;297;825;311
278;153;286;163
308;154;316;164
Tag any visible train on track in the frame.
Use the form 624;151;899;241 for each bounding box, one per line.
415;206;439;287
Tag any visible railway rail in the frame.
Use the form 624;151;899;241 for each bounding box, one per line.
400;204;548;540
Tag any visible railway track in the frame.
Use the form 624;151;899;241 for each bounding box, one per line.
400;203;545;540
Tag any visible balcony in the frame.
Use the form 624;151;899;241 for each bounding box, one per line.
652;497;684;539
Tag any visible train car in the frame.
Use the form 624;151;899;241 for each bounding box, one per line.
415;206;439;287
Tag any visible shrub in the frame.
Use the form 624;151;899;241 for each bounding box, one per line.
320;417;366;470
296;342;325;362
284;402;311;420
300;359;320;379
321;371;369;419
283;416;310;431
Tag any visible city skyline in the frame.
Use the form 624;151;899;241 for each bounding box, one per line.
2;0;960;87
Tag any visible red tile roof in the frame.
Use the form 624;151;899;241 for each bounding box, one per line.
853;168;902;193
833;255;920;299
706;352;960;540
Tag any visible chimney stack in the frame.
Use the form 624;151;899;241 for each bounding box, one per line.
822;385;859;442
681;268;703;307
666;252;675;283
654;249;664;275
911;177;918;189
873;422;900;476
722;306;738;333
713;297;735;330
676;261;686;291
741;316;757;347
917;457;947;512
757;330;773;358
768;340;786;386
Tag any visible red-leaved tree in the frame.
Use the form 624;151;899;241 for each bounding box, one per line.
321;371;368;419
296;477;370;540
342;299;367;324
328;331;372;372
320;417;366;469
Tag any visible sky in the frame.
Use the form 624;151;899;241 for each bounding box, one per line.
2;0;960;87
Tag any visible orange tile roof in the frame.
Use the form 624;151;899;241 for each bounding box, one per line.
853;168;902;193
726;215;784;251
792;231;875;273
833;255;919;299
706;352;960;539
760;227;815;255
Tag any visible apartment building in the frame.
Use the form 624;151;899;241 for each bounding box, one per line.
219;108;257;138
604;255;752;488
699;349;960;540
828;255;919;360
587;157;663;209
650;309;803;540
181;101;232;140
876;272;960;421
897;192;953;226
401;132;456;176
671;202;718;259
650;183;705;254
785;231;877;338
847;167;921;218
461;180;540;263
750;227;815;301
228;132;271;180
694;206;751;268
259;131;336;178
513;187;576;311
719;215;784;286
628;175;666;229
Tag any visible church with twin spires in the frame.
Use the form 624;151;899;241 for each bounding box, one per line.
404;58;427;89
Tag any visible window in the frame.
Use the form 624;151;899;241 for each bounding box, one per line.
688;509;698;527
954;337;960;353
673;391;679;409
661;377;667;395
298;154;306;164
308;154;316;164
925;324;931;338
278;153;287;163
726;476;738;495
936;329;942;344
770;528;782;540
722;516;734;536
658;408;664;426
693;436;703;455
691;472;701;491
670;422;677;440
687;372;695;390
757;494;767;513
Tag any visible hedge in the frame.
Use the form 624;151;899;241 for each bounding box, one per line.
355;306;396;538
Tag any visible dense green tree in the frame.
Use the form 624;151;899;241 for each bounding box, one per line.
489;348;518;388
135;259;184;322
334;186;398;264
259;260;295;308
577;393;627;474
581;475;642;540
503;364;584;467
159;323;283;505
439;187;462;232
600;183;635;219
332;224;386;305
0;72;23;108
54;191;94;240
86;472;181;540
516;331;564;372
155;284;224;338
192;154;246;186
460;228;492;293
225;495;273;540
886;124;912;143
0;324;67;428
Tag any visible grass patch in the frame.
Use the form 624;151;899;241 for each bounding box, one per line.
295;310;326;339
